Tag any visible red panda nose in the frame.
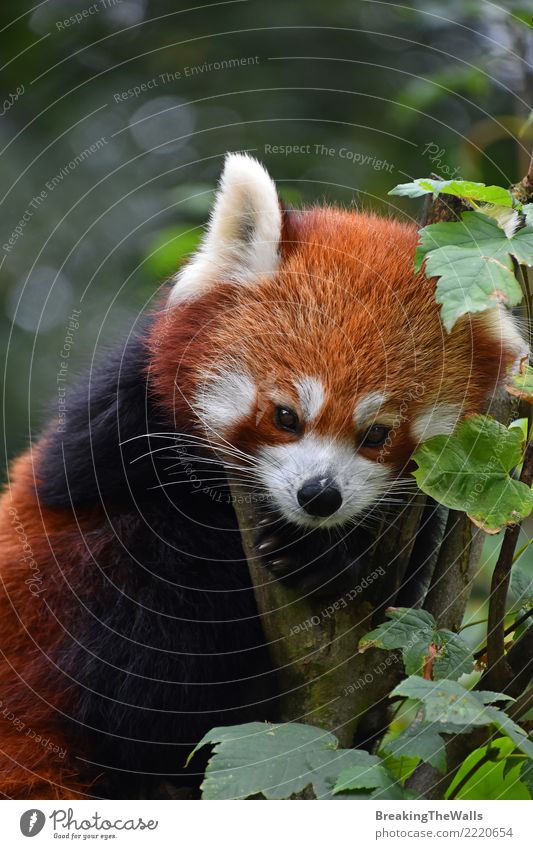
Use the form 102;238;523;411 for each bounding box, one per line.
297;477;343;517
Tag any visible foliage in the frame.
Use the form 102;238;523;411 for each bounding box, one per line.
389;178;515;207
510;566;533;611
412;416;533;533
359;607;473;679
392;677;533;759
187;722;412;800
382;719;447;774
445;738;531;800
188;676;532;799
414;212;533;331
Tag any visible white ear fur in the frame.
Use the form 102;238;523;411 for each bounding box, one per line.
168;153;282;305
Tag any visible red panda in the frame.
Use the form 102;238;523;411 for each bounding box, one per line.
0;154;525;799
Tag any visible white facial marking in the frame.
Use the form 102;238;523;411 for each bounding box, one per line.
294;376;325;421
353;391;389;427
256;434;392;528
195;368;256;432
169;154;282;305
411;403;462;442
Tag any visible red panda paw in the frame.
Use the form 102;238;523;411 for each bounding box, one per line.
253;519;366;597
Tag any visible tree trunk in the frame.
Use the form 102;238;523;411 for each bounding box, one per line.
230;489;482;748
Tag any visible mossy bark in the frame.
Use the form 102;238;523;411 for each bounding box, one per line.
230;489;482;748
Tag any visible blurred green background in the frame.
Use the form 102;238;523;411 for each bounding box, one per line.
0;0;532;646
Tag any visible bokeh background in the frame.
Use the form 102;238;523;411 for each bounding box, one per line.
1;0;532;650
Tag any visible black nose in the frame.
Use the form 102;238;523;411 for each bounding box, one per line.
297;477;343;517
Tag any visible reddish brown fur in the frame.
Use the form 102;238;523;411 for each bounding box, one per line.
0;450;103;798
150;206;521;466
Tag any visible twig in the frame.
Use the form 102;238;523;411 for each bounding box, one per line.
484;158;533;683
507;686;533;720
485;440;533;690
473;608;533;660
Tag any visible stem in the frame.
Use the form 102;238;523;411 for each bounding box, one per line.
485;439;533;689
473;607;533;660
507;687;533;720
459;617;488;632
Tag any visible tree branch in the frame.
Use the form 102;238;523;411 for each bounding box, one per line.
484;437;533;691
473;608;532;661
482;159;533;692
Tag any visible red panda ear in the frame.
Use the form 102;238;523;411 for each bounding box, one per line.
168;153;282;306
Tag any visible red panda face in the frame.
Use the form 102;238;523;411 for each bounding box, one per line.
151;154;526;528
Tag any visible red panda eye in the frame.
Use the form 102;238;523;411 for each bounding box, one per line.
274;406;300;433
361;424;390;447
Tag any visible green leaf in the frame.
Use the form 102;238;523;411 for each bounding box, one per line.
485;708;533;759
508;227;533;265
383;721;447;773
391;677;494;728
520;760;533;798
392;678;533;760
389;178;514;207
430;248;520;331
510;566;533;609
333;751;413;799
514;611;532;640
478;204;520;237
413;213;492;273
188;722;332;799
431;631;475;679
332;751;392;792
188;722;394;800
523;204;533;227
414;212;533;330
381;749;420;783
412;415;533;533
446;738;530;800
359;607;473;680
476;691;515;704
